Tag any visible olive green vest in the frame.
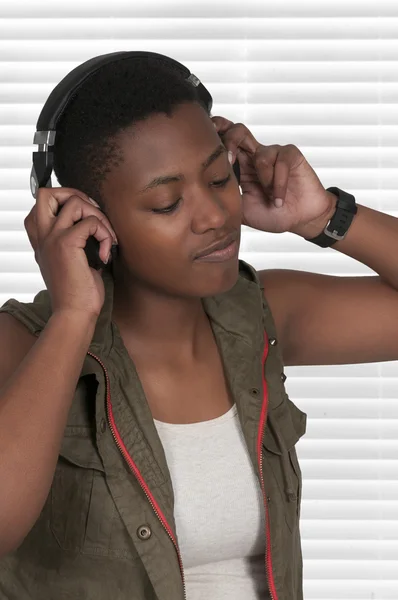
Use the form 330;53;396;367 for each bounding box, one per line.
0;260;306;600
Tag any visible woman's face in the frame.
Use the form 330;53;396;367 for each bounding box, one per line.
102;102;242;298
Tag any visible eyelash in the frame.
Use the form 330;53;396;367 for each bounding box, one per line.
152;174;232;215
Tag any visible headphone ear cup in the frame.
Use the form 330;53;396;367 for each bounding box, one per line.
84;236;106;270
232;157;240;185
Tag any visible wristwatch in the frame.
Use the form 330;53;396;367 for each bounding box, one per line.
306;187;358;248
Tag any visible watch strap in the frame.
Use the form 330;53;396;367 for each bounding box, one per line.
307;187;357;248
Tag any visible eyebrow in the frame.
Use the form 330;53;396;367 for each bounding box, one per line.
137;144;227;194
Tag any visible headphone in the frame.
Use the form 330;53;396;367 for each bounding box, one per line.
30;51;241;269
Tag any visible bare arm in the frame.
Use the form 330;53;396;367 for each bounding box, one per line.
260;204;398;366
0;310;97;557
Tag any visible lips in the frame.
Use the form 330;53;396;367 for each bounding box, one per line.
194;231;238;259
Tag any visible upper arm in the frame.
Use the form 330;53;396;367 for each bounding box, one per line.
0;313;37;393
259;269;398;366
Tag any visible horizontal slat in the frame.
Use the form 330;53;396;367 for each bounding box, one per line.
2;40;398;62
301;460;398;480
286;363;396;378
295;398;398;418
303;419;398;439
301;500;398;521
298;440;398;460
304;580;398;600
301;520;398;538
303;480;398;500
287;379;398;399
302;540;398;560
1;17;398;40
0;0;397;18
302;559;398;579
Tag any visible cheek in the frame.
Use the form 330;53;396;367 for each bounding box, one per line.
120;220;188;272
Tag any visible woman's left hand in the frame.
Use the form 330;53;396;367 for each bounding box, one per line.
212;116;336;238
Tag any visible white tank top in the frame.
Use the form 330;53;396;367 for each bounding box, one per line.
154;404;268;600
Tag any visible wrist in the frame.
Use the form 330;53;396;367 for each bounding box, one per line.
292;191;337;239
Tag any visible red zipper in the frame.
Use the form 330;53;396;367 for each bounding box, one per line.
256;334;279;600
89;336;276;600
87;351;186;600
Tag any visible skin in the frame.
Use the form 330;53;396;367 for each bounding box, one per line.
102;102;243;378
211;115;398;366
0;99;398;554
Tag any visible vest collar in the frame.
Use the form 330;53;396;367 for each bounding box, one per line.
88;260;264;358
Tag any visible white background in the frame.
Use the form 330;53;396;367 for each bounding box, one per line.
1;1;398;598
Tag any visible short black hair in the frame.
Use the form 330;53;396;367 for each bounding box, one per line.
53;55;208;205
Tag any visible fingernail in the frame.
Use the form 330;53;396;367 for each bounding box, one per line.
228;151;234;165
104;248;113;265
274;198;284;208
88;197;100;208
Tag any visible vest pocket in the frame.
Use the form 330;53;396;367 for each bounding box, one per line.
50;427;133;557
262;396;307;533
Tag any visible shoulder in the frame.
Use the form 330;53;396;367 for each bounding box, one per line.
258;269;300;333
258;268;326;364
0;289;51;390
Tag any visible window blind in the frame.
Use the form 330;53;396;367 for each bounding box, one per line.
1;1;397;598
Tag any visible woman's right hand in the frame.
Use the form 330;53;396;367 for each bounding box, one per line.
24;188;118;319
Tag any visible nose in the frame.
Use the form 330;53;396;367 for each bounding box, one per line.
191;188;228;234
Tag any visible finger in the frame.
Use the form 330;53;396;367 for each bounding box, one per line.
53;196;117;244
59;193;118;243
35;188;117;244
216;122;260;162
35;187;91;239
254;145;293;207
63;215;114;265
24;205;39;257
211;116;235;134
24;205;37;244
211;116;259;159
273;158;290;207
272;145;303;206
253;145;281;193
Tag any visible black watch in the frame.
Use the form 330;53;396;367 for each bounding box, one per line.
306;187;358;248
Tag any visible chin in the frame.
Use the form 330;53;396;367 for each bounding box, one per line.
195;258;240;298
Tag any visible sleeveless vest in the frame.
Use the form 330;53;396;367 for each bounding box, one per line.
0;260;306;600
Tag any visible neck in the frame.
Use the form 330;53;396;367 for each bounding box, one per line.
111;269;210;362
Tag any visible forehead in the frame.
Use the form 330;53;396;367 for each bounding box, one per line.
103;102;220;200
121;103;215;169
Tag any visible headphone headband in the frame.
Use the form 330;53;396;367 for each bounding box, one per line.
30;51;213;197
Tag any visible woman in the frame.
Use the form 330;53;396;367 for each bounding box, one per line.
0;54;397;600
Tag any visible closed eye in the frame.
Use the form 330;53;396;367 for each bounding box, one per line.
211;174;231;188
152;174;232;215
